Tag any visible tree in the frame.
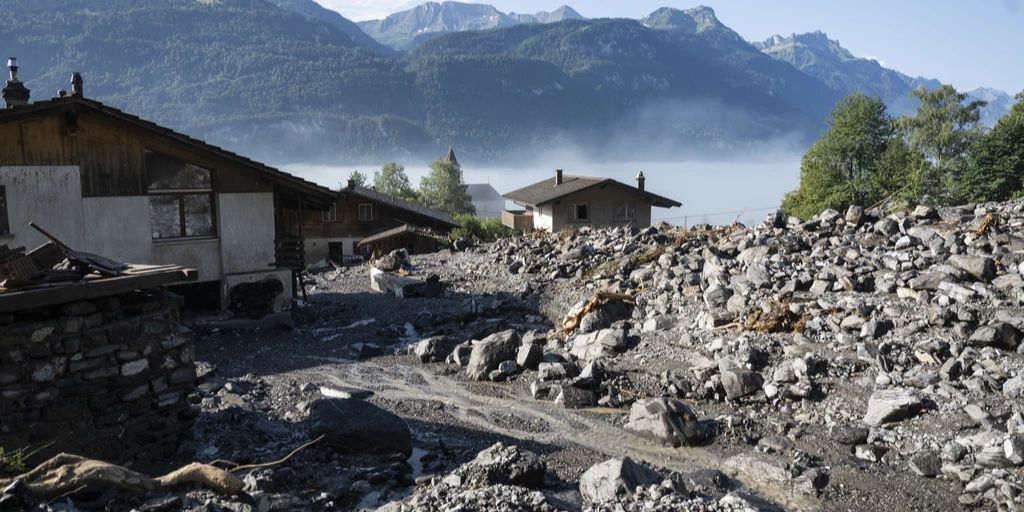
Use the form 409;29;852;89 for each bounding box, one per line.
958;91;1024;202
347;170;368;187
373;162;418;201
418;158;475;215
782;94;905;219
898;85;986;204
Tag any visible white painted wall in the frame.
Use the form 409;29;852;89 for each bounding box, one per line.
0;166;85;249
533;204;554;232
1;166;292;308
218;193;277;274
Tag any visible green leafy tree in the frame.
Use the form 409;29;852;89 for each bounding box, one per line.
898;85;986;204
957;91;1024;202
782;94;904;219
373;162;418;201
347;170;368;187
418;158;476;215
451;213;514;242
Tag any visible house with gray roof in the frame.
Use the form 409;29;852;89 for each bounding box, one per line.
466;183;504;219
300;178;459;262
502;170;680;232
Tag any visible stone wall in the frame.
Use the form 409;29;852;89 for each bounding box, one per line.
0;289;196;467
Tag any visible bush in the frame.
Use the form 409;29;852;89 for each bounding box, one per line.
452;214;515;242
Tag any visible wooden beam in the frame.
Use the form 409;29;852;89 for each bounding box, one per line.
0;267;196;313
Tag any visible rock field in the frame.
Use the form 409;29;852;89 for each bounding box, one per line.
11;200;1024;511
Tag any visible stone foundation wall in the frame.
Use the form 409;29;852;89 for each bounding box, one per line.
0;289;196;466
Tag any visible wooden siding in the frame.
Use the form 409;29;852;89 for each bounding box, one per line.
0;106;275;197
300;196;456;239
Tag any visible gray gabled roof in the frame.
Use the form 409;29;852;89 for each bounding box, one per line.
466;183;503;202
358;224;444;246
341;184;459;228
504;175;681;208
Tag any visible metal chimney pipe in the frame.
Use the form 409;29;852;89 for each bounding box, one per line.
71;72;83;97
555;169;563;186
636;171;646;191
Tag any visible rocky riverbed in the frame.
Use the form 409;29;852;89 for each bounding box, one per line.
13;199;1024;511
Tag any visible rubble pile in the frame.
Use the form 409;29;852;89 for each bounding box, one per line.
414;199;1024;509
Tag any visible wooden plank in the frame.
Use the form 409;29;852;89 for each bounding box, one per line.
0;267;196;313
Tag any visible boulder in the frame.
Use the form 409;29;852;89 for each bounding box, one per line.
948;254;996;282
414;336;447;363
720;368;763;400
466;330;521;381
444;443;546;489
516;343;543;371
863;388;924;426
373;249;408;271
625;398;706;447
309;398;412;456
578;457;663;504
569;328;627;363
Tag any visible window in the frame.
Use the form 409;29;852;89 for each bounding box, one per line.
0;186;9;235
571;203;589;222
612;202;636;222
321;204;337;223
358;203;374;222
146;150;215;240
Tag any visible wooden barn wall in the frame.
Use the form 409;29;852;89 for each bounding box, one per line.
0;107;274;197
299;197;454;239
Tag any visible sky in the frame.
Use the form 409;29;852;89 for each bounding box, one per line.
315;0;1023;93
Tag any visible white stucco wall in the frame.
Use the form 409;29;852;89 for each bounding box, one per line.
0;166;86;249
533;204;554;232
1;166;292;307
218;192;277;274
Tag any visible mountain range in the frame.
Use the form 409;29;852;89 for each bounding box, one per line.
357;2;585;51
0;0;1014;166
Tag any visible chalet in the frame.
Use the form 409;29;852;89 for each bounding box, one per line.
503;170;681;232
300;180;459;262
0;61;335;310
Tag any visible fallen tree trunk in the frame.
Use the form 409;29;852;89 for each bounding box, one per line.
0;453;243;500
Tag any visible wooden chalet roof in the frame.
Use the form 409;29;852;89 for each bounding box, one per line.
0;96;336;208
341;184;459;228
504;175;682;208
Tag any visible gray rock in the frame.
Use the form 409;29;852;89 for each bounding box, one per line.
969;322;1021;350
863;388;924;426
703;284;731;308
414;336;447;363
537;361;575;382
720;368;763;400
625;398;706;447
374;249;408;272
569;328;627;363
309;398;412;456
578;457;663;504
1004;435;1024;465
948;254;996;282
444;443;546;489
516;343;543;370
909;451;942;477
466;330;521;381
553;385;595;409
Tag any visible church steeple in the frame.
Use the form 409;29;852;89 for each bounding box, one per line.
445;145;460;167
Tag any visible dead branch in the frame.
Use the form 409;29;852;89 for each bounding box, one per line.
559;290;634;335
229;434;325;474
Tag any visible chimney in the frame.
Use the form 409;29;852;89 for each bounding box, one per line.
70;72;83;97
3;57;30;108
555;169;563;186
636;171;646;191
347;179;356;189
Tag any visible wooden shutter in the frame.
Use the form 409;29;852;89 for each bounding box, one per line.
0;186;9;235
